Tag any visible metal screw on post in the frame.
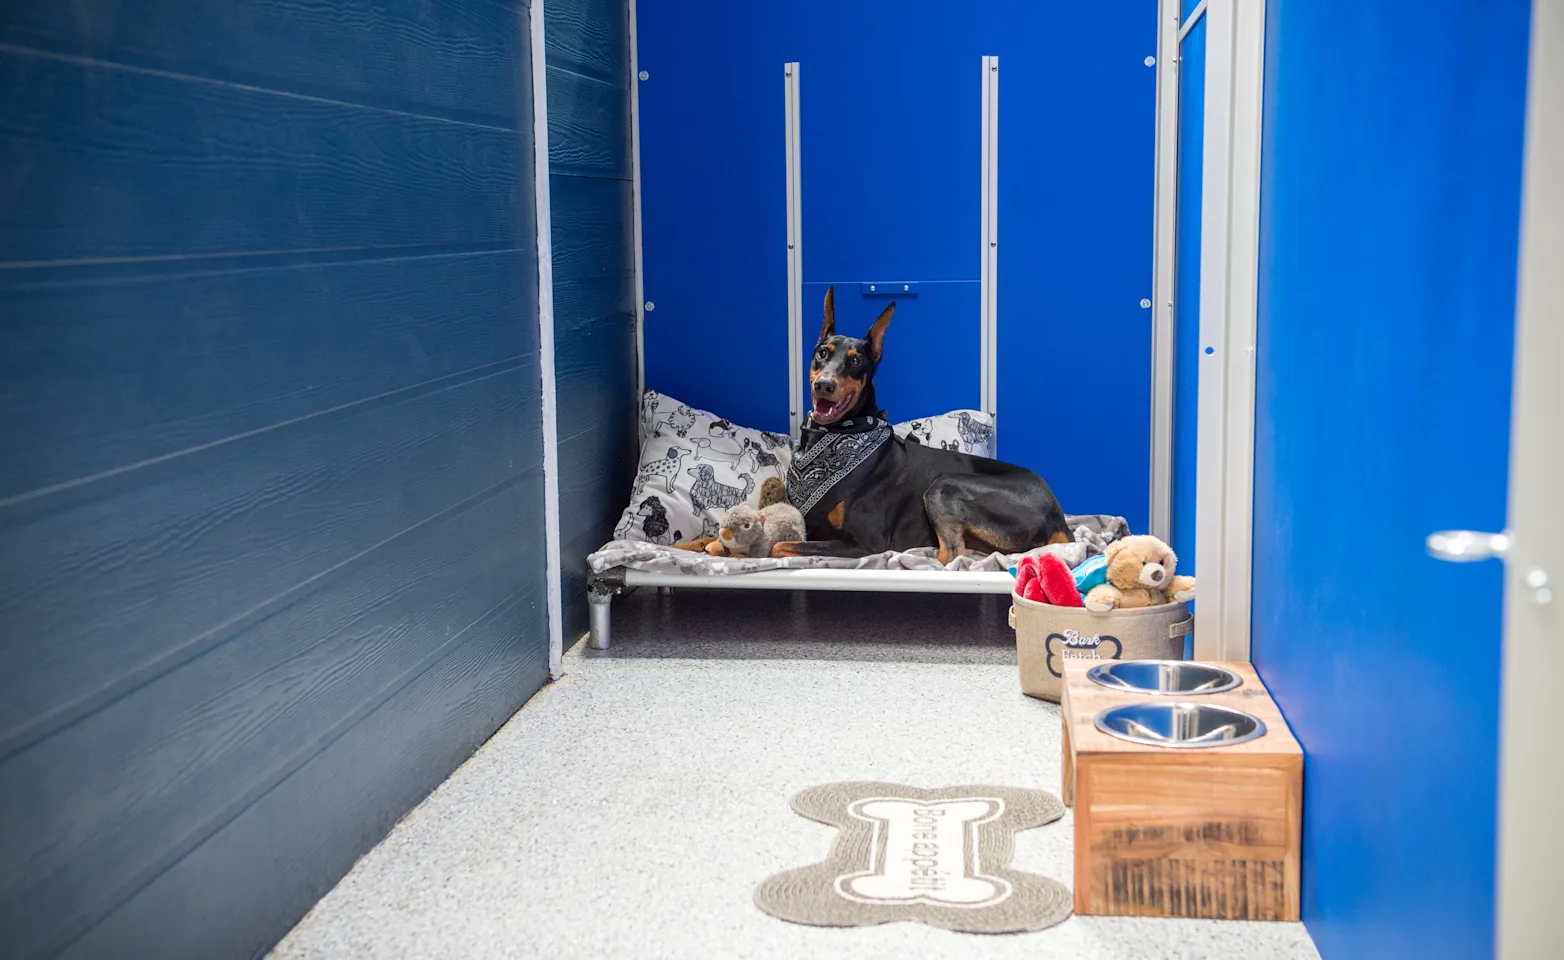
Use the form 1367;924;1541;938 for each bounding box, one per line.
1525;568;1554;605
1145;56;1157;66
1140;298;1152;309
644;301;655;312
639;70;649;81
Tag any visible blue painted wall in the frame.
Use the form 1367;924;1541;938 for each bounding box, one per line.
0;2;550;957
638;1;1156;530
1250;2;1531;958
546;0;639;643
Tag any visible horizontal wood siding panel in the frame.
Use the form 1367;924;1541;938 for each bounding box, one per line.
0;249;538;499
544;0;628;85
0;0;528;128
543;0;636;625
554;280;637;444
59;585;548;960
1;480;545;959
0;364;543;753
557;426;636;553
0;51;528;264
549;174;634;282
546;65;631;179
1;0;548;956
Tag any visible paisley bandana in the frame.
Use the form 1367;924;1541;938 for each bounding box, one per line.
786;416;893;517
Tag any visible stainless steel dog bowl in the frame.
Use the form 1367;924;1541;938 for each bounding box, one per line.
1086;660;1243;696
1093;702;1267;748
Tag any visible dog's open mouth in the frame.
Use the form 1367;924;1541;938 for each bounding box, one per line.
812;393;856;424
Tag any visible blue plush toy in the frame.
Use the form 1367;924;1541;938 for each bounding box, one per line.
1071;553;1109;593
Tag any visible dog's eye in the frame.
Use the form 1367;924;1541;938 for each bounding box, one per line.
815;346;828;361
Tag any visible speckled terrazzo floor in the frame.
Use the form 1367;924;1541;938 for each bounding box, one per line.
269;589;1320;960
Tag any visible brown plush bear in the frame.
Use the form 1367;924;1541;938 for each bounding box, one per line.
1083;534;1196;612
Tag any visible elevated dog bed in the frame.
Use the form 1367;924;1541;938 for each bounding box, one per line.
586;390;1129;649
585;513;1128;648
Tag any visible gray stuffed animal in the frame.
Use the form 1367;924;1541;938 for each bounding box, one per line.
708;500;806;559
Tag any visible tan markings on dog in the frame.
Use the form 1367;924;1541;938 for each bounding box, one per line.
671;536;717;552
1047;530;1071;545
770;541;804;558
963;524;1024;555
826;500;847;530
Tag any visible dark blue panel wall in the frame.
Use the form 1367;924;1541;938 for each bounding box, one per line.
0;3;550;958
1250;2;1530;958
639;2;1156;532
545;0;638;643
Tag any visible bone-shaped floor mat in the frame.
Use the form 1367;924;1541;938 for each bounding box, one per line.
755;781;1072;934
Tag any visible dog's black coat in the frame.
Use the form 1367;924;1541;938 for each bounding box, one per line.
776;287;1070;560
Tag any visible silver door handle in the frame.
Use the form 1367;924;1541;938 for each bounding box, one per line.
1426;530;1511;562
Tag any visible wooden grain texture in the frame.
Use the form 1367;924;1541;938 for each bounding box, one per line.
0;364;542;754
0;52;529;264
1;479;544;959
0;249;537;499
541;0;638;620
550;174;635;280
555;291;637;444
558;429;636;550
0;3;550;955
545;0;629;84
59;583;548;960
0;0;528;128
1062;660;1302;921
547;65;632;179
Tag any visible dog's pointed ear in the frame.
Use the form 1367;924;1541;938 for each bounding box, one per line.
866;301;895;361
818;286;836;343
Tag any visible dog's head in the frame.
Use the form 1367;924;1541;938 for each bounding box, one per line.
809;286;893;426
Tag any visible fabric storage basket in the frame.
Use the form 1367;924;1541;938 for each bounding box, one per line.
1008;593;1194;702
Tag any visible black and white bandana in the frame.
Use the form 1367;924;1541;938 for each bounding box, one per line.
786;416;893;517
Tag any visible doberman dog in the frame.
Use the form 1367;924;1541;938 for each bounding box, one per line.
679;286;1071;561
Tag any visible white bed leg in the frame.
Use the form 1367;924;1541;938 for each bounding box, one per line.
588;583;614;650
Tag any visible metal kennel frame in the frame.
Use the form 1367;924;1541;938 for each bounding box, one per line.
585;567;1016;649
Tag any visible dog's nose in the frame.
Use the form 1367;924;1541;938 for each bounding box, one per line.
814;378;838;398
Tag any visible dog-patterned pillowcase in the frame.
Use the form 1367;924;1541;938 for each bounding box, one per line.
893;409;996;458
614;390;792;545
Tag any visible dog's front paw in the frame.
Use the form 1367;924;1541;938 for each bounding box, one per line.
705;540;729;557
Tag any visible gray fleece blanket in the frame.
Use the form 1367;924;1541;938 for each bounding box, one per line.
587;514;1131;577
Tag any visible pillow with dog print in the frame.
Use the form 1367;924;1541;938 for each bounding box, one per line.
614;390;793;545
893;409;996;458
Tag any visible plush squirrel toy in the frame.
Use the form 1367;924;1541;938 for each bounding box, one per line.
707;477;806;558
1083;534;1196;612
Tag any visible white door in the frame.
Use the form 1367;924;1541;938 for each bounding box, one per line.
1497;0;1563;953
1429;2;1564;954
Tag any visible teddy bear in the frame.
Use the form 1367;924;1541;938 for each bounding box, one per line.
1082;534;1196;612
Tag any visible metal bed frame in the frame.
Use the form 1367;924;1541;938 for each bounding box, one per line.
586;566;1016;649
